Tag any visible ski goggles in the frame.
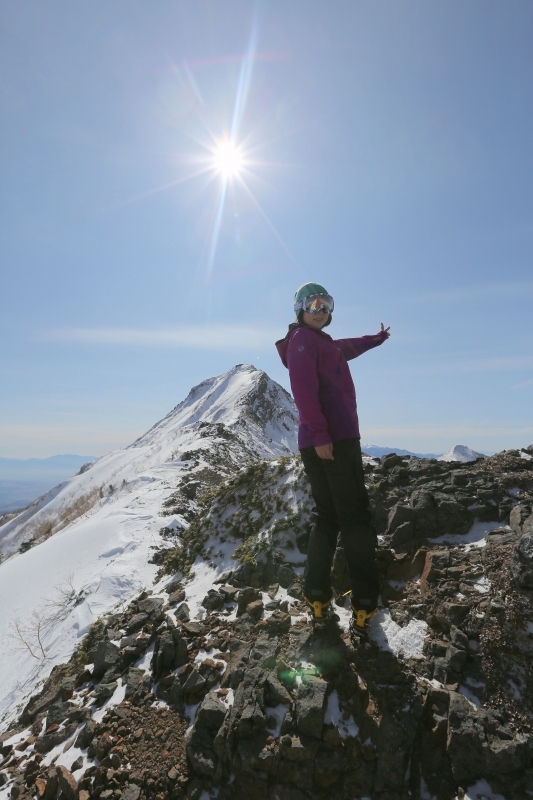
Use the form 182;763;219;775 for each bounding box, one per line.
294;293;334;315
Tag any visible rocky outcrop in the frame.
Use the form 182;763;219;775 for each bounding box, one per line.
1;447;533;800
509;504;533;589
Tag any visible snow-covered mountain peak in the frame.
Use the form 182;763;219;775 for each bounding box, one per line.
0;365;298;727
0;366;297;565
131;364;296;452
438;444;486;463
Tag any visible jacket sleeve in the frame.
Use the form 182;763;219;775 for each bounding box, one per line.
286;330;331;447
334;330;388;361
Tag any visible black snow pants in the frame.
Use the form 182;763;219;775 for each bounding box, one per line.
300;437;379;611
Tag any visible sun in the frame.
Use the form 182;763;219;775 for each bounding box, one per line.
212;139;243;179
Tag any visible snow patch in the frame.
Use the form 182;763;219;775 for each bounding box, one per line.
0;364;299;732
472;576;491;593
265;704;290;738
369;609;427;658
324;689;359;738
429;519;503;550
420;777;437;800
461;778;507;800
458;684;482;707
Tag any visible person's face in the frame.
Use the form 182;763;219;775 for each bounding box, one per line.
302;309;329;329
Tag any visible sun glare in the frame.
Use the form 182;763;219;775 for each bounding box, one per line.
213;140;243;178
124;13;293;279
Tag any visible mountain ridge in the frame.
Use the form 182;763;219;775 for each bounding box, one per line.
1;366;533;800
0;365;297;562
361;443;441;459
0;364;297;727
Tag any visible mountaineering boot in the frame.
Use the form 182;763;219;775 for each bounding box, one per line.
304;596;339;630
349;601;378;640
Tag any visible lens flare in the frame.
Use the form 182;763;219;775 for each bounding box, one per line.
113;6;295;279
213;140;243;178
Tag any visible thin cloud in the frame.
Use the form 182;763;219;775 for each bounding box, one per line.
403;279;533;306
0;424;141;457
374;354;533;376
513;377;533;388
46;325;280;349
365;424;533;438
443;355;533;373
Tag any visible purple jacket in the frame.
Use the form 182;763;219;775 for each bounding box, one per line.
276;324;387;450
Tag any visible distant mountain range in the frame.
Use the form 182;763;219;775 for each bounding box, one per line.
0;455;95;514
361;444;441;459
1;367;531;800
0;442;493;514
0;364;298;723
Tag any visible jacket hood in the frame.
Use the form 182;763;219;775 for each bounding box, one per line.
275;323;331;368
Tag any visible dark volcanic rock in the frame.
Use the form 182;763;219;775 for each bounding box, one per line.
186;693;227;778
56;765;77;800
264;672;292;706
510;503;532;535
153;628;188;675
125;666;149;699
390;520;415;548
175;601;190;621
434;494;473;535
286;578;304;600
74;718;96;749
202;589;225;611
236;586;261;614
121;786;141;800
381;453;403;470
249;634;279;669
446;691;487;782
93;640;120;677
295;677;327;739
168;587;186;604
446;691;533;782
511;534;533;588
35;722;78;754
485;527;521;547
276;564;296;588
410;490;437;534
94;680;118;700
182;668;208;702
375;700;423;794
125;613;149;634
4;445;533;800
387;503;416;535
441;601;470;626
137;596;164;615
220;638;251;690
266;609;291;634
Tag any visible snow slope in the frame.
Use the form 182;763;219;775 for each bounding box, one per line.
0;365;297;562
438;444;486;463
0;364;298;729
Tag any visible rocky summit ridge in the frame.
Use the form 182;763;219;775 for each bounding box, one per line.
1;371;533;800
0;365;297;563
0;366;296;730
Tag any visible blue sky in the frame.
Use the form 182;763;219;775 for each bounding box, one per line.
1;0;532;458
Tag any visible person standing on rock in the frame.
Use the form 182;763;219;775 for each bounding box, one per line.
275;282;390;636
